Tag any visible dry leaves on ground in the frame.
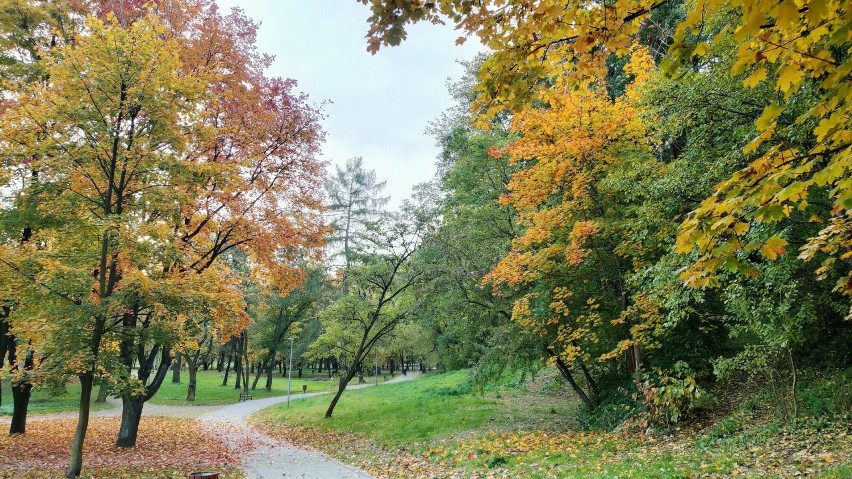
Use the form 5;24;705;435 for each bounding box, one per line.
0;416;239;476
255;418;851;479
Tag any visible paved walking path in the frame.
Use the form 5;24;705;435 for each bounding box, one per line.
10;372;420;478
199;373;419;479
200;391;370;479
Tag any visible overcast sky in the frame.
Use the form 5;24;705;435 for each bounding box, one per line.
215;1;484;208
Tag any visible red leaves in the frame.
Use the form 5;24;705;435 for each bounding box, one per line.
0;417;237;475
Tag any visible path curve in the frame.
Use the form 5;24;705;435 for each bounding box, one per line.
200;372;420;479
6;372;420;478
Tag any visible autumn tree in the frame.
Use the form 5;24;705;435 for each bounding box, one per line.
248;266;325;391
0;0;95;434
0;11;215;475
74;0;328;450
358;0;852;317
481;49;660;409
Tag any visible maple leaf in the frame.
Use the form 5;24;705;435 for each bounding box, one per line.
760;237;788;261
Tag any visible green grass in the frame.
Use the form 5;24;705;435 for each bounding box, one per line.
256;370;573;447
148;369;343;406
0;368;347;414
253;369;851;479
0;381;112;416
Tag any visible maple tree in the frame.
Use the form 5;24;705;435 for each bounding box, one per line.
483;48;659;409
359;0;852;313
0;0;96;436
0;11;213;475
66;0;328;451
0;2;326;476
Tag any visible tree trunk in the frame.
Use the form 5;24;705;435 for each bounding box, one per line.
325;365;358;418
240;334;250;394
9;381;32;434
570;343;599;401
115;396;144;448
115;346;170;448
548;348;594;411
234;346;242;390
7;335;34;435
222;350;232;386
251;361;263;390
0;308;9;411
187;362;198;402
266;361;273;391
95;377;110;403
171;354;181;383
66;372;95;478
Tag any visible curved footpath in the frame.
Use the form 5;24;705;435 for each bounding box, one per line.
200;391;369;479
21;373;420;478
200;373;419;479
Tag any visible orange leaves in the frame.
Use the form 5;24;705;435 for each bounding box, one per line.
0;417;237;474
760;236;788;261
482;46;659;372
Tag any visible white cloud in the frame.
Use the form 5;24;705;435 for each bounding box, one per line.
216;0;484;208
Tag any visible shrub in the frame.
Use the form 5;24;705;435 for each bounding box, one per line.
640;361;704;428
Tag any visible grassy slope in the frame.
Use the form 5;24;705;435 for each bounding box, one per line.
256;370;573;446
253;370;851;479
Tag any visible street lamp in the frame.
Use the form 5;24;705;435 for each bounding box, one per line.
287;337;294;408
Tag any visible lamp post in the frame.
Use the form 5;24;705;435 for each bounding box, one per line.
287;337;294;408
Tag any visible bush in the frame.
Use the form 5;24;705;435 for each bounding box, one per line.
640;361;704;428
797;368;852;417
574;374;645;431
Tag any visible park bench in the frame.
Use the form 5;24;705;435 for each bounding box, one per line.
238;391;252;401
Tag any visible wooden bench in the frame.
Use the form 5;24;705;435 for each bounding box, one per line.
238;391;252;401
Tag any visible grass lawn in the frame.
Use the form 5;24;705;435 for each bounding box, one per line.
149;368;369;406
253;370;851;479
254;370;573;447
0;368;390;413
0;381;112;416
